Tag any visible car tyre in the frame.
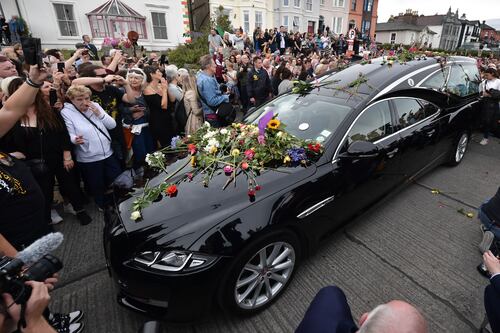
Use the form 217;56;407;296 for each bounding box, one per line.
218;230;300;316
447;131;469;166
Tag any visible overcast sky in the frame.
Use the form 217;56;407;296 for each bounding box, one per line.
377;0;500;24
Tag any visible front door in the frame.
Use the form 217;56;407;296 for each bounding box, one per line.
299;100;404;237
308;21;315;34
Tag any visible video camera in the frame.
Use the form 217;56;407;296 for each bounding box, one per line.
0;254;62;305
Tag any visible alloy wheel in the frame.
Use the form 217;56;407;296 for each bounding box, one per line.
234;241;296;310
455;133;468;163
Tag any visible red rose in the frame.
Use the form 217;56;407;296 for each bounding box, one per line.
187;144;197;155
255;185;261;191
241;162;249;170
248;189;256;197
166;185;178;197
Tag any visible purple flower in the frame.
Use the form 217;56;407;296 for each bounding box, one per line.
258;110;274;136
170;136;181;148
258;135;266;145
286;148;306;162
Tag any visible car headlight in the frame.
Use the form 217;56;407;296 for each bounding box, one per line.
132;251;217;272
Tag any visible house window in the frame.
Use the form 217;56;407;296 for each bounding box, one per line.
294;0;301;8
283;16;289;30
243;11;250;34
283;0;289;6
390;32;396;44
53;3;78;36
306;0;312;11
255;11;263;29
293;16;300;30
362;20;370;35
320;0;325;5
332;17;343;34
351;0;357;10
334;0;345;7
364;0;373;11
151;12;168;39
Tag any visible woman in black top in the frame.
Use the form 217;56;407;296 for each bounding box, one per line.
2;78;91;226
143;66;175;149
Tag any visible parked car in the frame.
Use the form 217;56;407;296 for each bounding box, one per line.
104;56;481;321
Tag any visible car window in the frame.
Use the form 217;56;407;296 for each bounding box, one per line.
347;100;392;144
421;66;450;91
420;100;439;117
392;98;426;129
446;63;480;97
245;94;352;143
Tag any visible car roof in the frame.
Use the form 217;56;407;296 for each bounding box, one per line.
311;56;477;109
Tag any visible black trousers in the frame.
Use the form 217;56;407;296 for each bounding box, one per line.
35;160;85;224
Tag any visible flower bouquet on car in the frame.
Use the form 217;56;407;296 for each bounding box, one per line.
130;111;323;220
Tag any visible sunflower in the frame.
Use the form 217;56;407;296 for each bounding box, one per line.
267;119;281;130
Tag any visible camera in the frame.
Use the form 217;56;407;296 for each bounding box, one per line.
0;254;62;305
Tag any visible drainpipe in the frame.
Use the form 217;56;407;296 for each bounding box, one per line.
14;0;23;18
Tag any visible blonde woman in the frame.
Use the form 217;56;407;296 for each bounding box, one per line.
181;75;203;135
121;68;154;170
61;85;121;210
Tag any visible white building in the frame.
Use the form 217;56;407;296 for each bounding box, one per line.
375;22;436;46
208;0;274;34
319;0;349;36
0;0;190;50
274;0;320;34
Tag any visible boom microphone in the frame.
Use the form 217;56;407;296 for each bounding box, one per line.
16;232;64;265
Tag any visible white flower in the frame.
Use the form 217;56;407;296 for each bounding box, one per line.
204;138;220;153
276;131;283;138
203;130;217;140
203;122;211;128
130;211;142;221
153;151;165;159
220;128;228;135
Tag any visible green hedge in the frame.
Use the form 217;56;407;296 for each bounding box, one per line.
166;34;207;68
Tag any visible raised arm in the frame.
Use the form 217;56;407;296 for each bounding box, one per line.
0;66;48;138
64;49;85;69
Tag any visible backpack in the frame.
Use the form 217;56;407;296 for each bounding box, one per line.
174;97;188;135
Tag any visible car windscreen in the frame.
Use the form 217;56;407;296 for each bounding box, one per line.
244;94;352;143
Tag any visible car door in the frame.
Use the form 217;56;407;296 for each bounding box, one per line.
391;97;441;179
298;100;404;237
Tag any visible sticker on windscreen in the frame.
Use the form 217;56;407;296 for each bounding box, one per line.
320;130;332;137
298;123;310;131
316;136;326;142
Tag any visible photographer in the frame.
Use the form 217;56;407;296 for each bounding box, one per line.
0;281;56;333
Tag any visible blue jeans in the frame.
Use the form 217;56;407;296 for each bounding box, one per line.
479;203;500;240
78;155;122;208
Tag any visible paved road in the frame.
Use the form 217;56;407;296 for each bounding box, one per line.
49;134;500;333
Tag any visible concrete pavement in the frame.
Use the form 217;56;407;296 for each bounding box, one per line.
49;134;499;333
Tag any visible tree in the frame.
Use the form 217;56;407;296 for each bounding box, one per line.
212;5;233;35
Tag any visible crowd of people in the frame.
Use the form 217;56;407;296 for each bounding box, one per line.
0;22;499;332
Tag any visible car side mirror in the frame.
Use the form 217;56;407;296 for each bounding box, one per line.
343;141;379;158
138;321;162;333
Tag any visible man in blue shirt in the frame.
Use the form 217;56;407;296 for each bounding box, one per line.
196;54;229;127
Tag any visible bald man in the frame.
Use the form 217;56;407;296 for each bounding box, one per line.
296;286;428;333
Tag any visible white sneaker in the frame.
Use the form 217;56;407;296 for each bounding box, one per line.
480;138;489;145
63;203;77;215
50;209;63;225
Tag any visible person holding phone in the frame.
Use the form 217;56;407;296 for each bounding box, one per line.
1;78;92;226
120;68;154;171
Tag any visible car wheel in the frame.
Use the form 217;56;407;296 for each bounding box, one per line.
448;131;469;166
218;230;300;315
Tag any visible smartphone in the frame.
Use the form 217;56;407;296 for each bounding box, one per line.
49;89;58;107
21;37;43;67
126;58;134;64
82;49;89;56
57;62;65;73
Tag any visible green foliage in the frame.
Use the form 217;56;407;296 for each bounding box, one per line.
167;34;207;68
213;5;233;33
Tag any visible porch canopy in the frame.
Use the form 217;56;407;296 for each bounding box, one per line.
86;0;147;39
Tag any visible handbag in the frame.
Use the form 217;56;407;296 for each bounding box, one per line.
198;93;235;125
26;129;49;178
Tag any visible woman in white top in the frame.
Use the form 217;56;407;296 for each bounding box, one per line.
479;68;500;145
61;85;121;209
